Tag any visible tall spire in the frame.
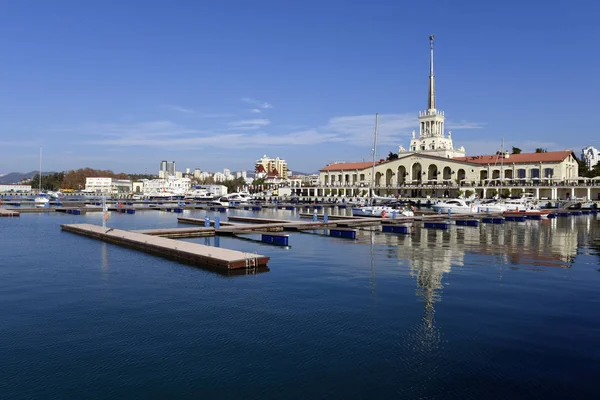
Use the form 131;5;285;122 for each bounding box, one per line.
428;34;435;110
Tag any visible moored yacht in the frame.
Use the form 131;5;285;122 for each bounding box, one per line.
352;205;414;218
432;198;476;214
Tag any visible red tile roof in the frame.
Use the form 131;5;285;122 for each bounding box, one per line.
452;150;574;165
319;161;379;172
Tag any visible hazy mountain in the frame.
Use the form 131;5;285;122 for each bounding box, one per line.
0;171;54;184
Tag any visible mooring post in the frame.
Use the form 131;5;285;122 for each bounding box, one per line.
313;210;318;222
448;208;452;217
392;210;397;219
324;213;328;223
215;216;220;229
204;215;210;227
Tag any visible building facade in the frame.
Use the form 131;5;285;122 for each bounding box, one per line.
312;36;595;201
0;184;32;193
85;177;132;194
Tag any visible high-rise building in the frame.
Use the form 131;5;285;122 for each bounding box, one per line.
582;146;599;169
255;155;289;178
159;160;176;177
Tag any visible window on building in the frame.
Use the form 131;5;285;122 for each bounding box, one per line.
544;168;554;178
517;169;526;179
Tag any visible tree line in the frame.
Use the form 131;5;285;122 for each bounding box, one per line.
27;168;158;191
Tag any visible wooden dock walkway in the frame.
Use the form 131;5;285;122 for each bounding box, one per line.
0;208;20;217
132;227;215;238
177;217;238;227
61;223;269;270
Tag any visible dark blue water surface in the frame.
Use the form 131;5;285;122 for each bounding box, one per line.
1;209;599;399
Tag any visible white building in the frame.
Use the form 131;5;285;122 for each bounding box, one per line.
140;177;191;194
196;184;228;196
213;172;226;182
403;35;465;159
85;177;132;194
0;184;32;193
582;146;599;169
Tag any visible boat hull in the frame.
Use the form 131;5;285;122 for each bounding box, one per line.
431;205;474;215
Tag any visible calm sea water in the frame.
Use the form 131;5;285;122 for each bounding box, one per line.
1;208;599;399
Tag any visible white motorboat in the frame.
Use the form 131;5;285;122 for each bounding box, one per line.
185;189;216;202
224;192;251;204
432;199;476;214
474;199;507;213
34;193;50;207
503;196;540;212
207;197;230;207
352;205;414;218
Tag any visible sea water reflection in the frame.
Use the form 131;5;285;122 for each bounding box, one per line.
1;211;599;398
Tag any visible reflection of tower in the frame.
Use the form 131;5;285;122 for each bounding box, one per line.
101;242;109;275
369;230;376;295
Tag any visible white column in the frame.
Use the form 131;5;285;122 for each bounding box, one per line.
535;188;539;199
587;187;591;201
571;187;575;199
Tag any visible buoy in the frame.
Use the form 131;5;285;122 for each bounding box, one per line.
104;212;109;221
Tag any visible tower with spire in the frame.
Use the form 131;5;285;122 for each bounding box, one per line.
402;35;466;158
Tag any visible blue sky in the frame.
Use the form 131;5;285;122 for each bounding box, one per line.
1;0;599;175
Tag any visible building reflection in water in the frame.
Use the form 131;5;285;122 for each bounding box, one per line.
357;216;597;350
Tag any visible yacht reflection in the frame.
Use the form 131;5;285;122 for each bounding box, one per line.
101;242;109;276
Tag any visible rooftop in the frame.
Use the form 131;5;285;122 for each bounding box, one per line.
452;150;574;165
319;161;376;172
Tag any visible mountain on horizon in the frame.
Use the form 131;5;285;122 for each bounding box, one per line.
0;171;55;184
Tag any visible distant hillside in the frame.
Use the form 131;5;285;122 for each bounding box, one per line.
0;171;55;184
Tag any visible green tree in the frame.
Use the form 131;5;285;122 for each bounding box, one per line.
535;148;547;153
576;157;592;178
386;152;399;161
222;177;248;193
511;146;522;154
487;188;498;198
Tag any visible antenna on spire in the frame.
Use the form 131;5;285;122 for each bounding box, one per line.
428;34;435;110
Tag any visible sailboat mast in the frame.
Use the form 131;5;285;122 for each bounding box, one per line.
39;147;42;192
369;113;379;201
500;138;504;195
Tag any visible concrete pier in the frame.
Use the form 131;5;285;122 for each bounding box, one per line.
0;208;20;217
61;223;269;270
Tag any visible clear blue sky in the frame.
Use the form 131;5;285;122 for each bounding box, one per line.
1;0;599;175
